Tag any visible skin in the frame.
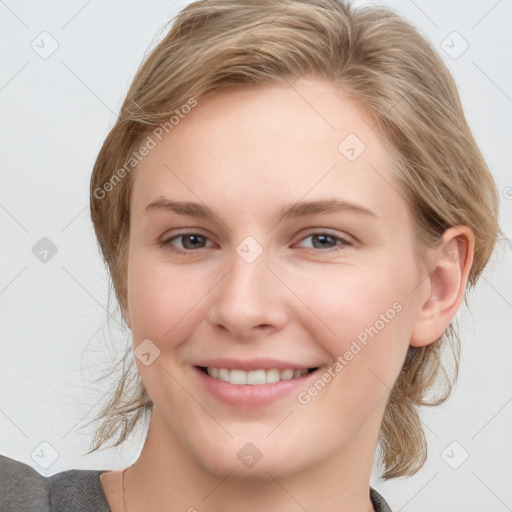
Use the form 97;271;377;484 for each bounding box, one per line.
100;77;474;512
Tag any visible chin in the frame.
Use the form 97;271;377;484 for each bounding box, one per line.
188;430;315;482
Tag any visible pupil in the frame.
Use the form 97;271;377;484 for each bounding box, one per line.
183;234;204;249
313;234;335;248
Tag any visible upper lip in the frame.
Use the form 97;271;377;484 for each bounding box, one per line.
195;358;319;371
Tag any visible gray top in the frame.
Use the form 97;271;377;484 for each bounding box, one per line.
0;455;392;511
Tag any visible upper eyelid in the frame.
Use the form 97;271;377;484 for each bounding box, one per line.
293;227;354;244
161;228;215;243
294;233;353;249
298;232;352;242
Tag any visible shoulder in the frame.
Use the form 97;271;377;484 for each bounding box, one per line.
48;465;112;511
0;454;111;512
0;454;50;511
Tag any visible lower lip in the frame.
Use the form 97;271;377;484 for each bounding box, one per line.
195;367;319;407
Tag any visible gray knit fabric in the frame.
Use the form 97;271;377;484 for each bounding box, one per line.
1;455;392;511
0;455;110;512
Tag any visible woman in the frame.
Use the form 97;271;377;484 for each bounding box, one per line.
0;0;501;510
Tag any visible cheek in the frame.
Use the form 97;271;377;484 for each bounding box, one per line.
294;260;416;391
126;258;208;409
295;260;410;337
288;265;416;448
127;256;204;342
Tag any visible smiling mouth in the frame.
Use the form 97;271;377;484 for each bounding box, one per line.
197;366;318;385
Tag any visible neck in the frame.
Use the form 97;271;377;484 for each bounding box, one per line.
124;408;379;512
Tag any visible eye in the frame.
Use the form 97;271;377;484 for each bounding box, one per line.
296;232;352;251
160;233;212;252
160;231;352;254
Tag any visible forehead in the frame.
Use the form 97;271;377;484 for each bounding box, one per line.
131;78;406;224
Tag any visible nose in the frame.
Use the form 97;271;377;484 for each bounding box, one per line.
206;245;289;341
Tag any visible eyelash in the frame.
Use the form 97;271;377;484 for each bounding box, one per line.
159;231;353;255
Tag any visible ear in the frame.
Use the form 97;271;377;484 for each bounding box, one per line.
410;226;475;347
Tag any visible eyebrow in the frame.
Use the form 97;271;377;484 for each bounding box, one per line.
144;197;378;220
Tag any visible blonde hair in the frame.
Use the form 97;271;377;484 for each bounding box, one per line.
87;0;501;478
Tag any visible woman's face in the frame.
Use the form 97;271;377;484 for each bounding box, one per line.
126;78;429;478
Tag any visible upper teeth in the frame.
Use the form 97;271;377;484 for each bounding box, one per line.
207;367;308;385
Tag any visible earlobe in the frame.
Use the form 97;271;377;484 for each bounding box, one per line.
410;226;474;347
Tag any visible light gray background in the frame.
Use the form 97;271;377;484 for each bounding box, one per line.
1;1;511;510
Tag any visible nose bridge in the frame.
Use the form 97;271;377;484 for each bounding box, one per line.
208;237;287;336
